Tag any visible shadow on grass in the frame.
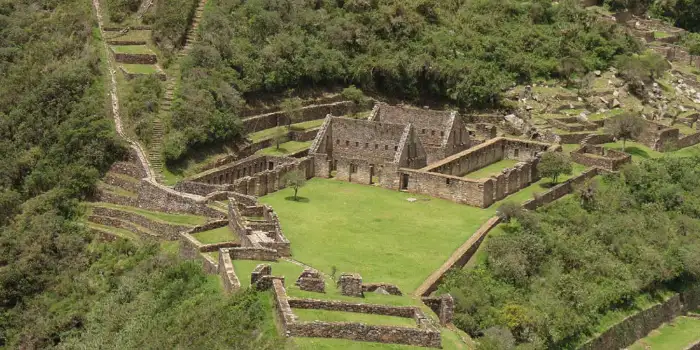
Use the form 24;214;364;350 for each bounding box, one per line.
284;196;310;203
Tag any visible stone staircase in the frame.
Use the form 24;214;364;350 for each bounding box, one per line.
580;133;595;146
179;0;207;57
148;118;164;181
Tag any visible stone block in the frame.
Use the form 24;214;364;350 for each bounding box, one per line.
338;273;363;297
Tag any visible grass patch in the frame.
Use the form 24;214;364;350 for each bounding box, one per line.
291;119;325;130
293;308;417;327
90;202;207;226
654;31;672;39
256;141;312;156
191;226;237;244
111;45;154;54
260;179;495;292
87;222;141;242
160;241;179;255
464;159;520;179
232;259;305;288
107;30;151;42
248;119;324;143
629;316;700;350
97;182;137;198
120;64;160;74
290;329;470;350
602;141;662;161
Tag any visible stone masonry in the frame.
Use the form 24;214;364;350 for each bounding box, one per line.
295;269;325;293
338;273;364;297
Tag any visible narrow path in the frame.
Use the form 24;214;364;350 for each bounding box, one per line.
92;0;156;182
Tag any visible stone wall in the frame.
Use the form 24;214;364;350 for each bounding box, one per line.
92;206;191;240
421;294;454;326
559;132;593;144
522;168;599;210
228;246;279;261
571;145;632;171
583;133;616;145
338;273;364;297
110;50;157;64
242;100;370;133
676;132;700;149
174;181;229;196
136;179;224;218
289;127;320;142
219;248;241;293
288;321;441;348
399;169;492;207
95;189;138;207
362;283;402;296
104;172;140;193
637;121;680;151
88;215;155;239
288;298;418;318
109;160;147;179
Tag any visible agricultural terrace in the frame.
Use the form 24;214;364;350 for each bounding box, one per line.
260;178;496;292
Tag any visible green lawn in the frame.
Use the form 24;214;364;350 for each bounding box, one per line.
464;159;520;179
654;31;673;39
260;179;495;292
111;45;154;54
89;202;207;226
290;327;470;350
629;316;700;350
108;30;151;42
256;141;312;156
87;222;141;242
248;119;324;143
120;64;160;74
98;182;137;198
191;226;237;244
293;308;417;327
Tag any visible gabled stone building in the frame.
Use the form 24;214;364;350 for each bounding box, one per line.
310;115;427;188
369;102;470;163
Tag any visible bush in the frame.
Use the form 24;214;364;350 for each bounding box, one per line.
105;0;141;23
151;0;199;56
341;85;367;104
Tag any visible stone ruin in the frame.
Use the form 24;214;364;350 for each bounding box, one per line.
422;294;455;326
251;263;284;291
295;269;325;293
337;273;364;298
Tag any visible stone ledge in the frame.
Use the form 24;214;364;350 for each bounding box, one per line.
91;206;191;240
288;298;417;318
88;215;156;239
104;172;141;193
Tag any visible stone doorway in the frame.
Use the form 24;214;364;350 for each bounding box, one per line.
400;174;409;190
369;165;375;185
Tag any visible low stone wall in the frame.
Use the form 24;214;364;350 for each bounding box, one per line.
288;322;440;348
219;248;241;293
579;294;684;350
288;298;418;318
687;340;700;350
421;294;454;326
88;215;154;239
111;51;157;64
104;172;140;193
242;101;371;133
523;168;599;210
571;145;632;172
229;246;279;261
136;179;224;218
92;206;191;240
109;161;147;179
289;128;320;142
95;188;138;207
174;181;230;196
107;39;147;45
583;133;616;145
559;132;593;144
676;132;700;149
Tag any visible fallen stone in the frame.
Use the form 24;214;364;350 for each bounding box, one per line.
594;70;602;76
610;99;621;108
374;287;390;295
407;198;417;202
613;90;620;98
525;105;533;111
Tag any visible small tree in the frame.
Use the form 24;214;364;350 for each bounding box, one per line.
537;152;573;184
341;85;366;104
684;33;700;65
605;113;646;152
281;97;303;128
497;201;522;223
272;127;286;150
283;169;306;201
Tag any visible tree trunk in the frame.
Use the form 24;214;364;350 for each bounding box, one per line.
293;187;298;201
622;138;626;153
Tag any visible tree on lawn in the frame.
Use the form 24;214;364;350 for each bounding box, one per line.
283;170;306;201
605;113;646;152
538;152;573;184
686;33;700;65
272;127;286;150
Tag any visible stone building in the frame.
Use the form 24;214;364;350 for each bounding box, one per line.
310;115;427;188
369;102;470;163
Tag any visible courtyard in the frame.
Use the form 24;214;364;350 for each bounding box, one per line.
260;178;495;292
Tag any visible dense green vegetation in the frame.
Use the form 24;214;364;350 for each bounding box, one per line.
0;0;279;347
148;0;200;59
104;0;140;23
121;75;163;146
165;0;639;161
440;156;700;348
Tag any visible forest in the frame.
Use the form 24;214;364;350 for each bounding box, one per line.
440;156;700;349
164;0;640;161
0;0;278;347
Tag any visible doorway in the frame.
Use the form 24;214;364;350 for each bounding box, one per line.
400;174;409;190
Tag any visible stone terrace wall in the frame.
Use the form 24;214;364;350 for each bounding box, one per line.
571;145;632;171
676;132;700;149
288;321;441;348
399;168;492;207
242;101;370;133
109;47;157;64
136;179;224;218
523;168;599;210
91;206;191;240
578;287;700;350
288;298;418;318
219;248;241;293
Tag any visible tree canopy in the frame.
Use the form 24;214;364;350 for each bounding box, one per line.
440;156;700;348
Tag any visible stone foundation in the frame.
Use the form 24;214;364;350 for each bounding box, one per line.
421;294;454;326
218;248;241;293
571;145;632;171
91;206;191;240
251;264;272;286
362;283;402;296
136;179;224;218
